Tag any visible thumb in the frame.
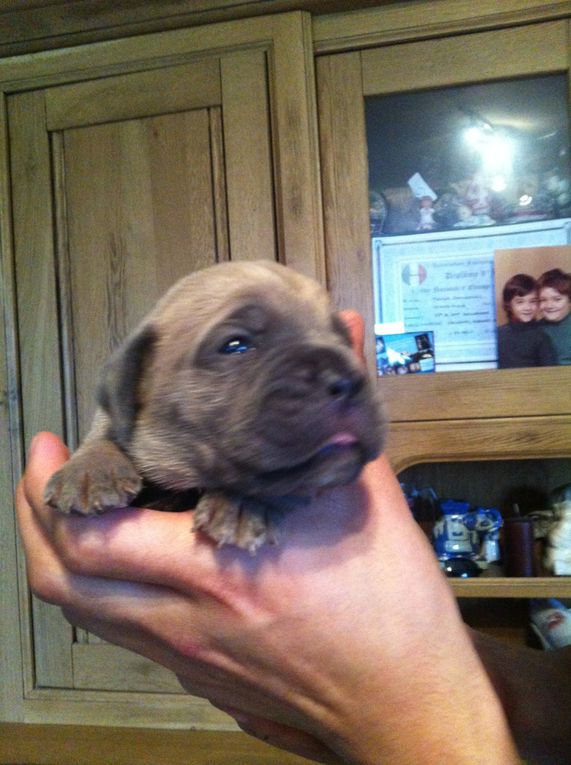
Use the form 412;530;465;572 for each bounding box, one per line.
23;431;70;509
339;309;365;365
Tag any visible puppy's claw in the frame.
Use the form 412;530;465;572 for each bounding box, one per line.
44;451;142;516
193;492;279;554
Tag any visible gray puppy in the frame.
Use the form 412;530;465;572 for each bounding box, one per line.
44;260;385;552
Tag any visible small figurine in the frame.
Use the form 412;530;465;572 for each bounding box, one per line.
417;195;436;231
464;172;495;226
453;204;474;228
545;484;571;575
369;190;388;236
530;598;571;649
433;500;502;569
545;170;571;212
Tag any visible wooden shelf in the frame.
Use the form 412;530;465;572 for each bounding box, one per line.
452;577;571;598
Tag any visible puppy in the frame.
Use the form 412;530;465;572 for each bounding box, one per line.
44;260;385;552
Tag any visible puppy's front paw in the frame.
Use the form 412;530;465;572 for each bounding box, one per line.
44;447;142;516
193;493;279;554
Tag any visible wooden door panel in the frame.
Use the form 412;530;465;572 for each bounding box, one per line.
45;59;221;130
8;91;65;447
7;61;258;698
221;50;275;262
61;109;220;438
8;42;283;698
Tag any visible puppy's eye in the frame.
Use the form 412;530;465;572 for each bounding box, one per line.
219;336;255;354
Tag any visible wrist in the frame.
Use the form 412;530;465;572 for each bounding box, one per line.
324;636;519;765
331;686;519;765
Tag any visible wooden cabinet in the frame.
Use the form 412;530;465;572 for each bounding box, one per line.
2;0;571;753
0;11;323;730
315;5;571;600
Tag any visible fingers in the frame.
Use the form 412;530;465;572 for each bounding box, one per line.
16;433;77;603
59;583;214;680
22;431;70;509
15;478;74;605
338;310;365;363
18;431;220;592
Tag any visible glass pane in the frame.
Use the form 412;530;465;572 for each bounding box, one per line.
367;75;571;373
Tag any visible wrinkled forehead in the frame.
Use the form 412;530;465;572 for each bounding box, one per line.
153;264;333;342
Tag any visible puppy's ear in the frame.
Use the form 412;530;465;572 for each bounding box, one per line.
97;325;158;446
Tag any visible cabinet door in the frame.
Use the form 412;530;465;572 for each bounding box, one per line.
2;13;322;726
317;20;571;424
316;14;571;603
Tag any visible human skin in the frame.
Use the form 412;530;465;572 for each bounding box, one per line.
539;287;571;322
16;433;519;765
509;293;539;323
472;631;571;765
15;313;521;765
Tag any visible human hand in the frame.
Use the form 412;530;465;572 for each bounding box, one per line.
16;315;519;765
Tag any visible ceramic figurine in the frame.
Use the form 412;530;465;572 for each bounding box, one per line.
545;484;571;575
433;500;502;564
417;195;436;231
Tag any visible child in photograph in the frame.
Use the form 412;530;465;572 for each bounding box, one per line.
538;268;571;365
497;273;556;369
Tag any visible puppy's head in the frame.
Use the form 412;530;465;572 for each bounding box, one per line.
99;261;384;497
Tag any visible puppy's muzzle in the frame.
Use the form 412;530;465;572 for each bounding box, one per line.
259;343;366;409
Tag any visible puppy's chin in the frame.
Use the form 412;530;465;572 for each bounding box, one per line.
247;441;374;498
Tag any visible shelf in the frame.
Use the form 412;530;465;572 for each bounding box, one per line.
451;577;571;598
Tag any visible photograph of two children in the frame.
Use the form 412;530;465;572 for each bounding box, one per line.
375;244;571;375
495;245;571;369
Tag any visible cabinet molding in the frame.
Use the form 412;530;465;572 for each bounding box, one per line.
0;0;384;57
387;415;571;473
361;21;568;95
46;59;222;130
380;366;571;423
314;0;571;53
453;577;571;598
316;51;377;379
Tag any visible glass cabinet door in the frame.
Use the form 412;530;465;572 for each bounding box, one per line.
367;74;571;375
317;20;571;422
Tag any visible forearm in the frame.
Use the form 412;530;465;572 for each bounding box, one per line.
472;630;571;764
334;679;519;765
322;593;519;765
350;666;517;764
